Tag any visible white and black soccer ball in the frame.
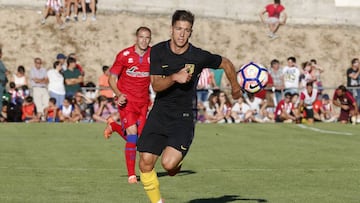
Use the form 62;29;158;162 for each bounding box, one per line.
237;62;269;94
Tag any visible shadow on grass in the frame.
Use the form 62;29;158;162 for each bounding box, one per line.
157;170;196;178
187;195;267;203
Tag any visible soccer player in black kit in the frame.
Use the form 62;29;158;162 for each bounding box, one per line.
137;10;242;203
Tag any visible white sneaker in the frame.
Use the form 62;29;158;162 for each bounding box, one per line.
59;24;65;30
82;14;87;21
41;18;46;24
91;15;96;21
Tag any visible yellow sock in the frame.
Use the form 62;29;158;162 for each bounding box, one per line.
140;169;161;203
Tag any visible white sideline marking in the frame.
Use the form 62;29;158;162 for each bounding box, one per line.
1;167;359;172
297;124;353;136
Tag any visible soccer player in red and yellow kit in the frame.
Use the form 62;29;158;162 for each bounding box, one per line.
104;26;152;184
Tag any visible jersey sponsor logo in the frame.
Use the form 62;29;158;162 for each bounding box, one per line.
126;66;150;78
180;145;187;151
128;58;134;63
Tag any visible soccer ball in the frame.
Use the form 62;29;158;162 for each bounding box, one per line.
237;62;269;93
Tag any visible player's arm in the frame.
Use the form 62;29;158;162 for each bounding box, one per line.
151;66;192;93
259;8;267;24
218;57;242;99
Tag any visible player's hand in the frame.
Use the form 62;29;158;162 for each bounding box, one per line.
172;67;192;84
114;94;127;106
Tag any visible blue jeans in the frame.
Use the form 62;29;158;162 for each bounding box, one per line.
49;91;65;107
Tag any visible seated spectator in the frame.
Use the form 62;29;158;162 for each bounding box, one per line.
65;0;86;22
274;92;297;123
84;81;97;118
41;0;65;29
332;85;359;124
11;65;27;88
320;94;338;122
98;65;113;99
231;95;251;123
298;82;318;124
218;90;235;123
58;97;82;122
22;96;40;123
92;95;119;123
0;101;8;122
73;90;94;122
44;97;59;122
245;93;266;123
203;92;225;123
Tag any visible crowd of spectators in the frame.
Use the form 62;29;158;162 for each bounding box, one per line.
0;50;359;125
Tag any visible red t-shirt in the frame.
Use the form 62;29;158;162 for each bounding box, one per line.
255;72;273;100
109;45;151;103
266;4;285;18
274;99;293;118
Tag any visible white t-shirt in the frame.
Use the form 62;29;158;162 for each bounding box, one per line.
47;69;65;95
232;102;250;115
283;66;300;89
246;97;263;113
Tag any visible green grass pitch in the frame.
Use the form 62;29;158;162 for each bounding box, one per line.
1;123;360;203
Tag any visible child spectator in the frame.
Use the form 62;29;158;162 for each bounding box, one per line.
203;92;225;123
58;97;82;122
43;97;59;122
92;95;119;123
218;90;235;123
98;65;113;99
11;65;27;88
22;96;40;123
320;94;338;122
41;0;65;29
231;95;251;123
274;92;297;123
0;101;8;122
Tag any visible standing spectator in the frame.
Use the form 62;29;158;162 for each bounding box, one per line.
56;53;67;71
196;68;217;104
63;57;83;98
346;58;360;109
98;65;113;99
259;0;287;39
268;59;284;105
0;48;9;111
104;26;152;184
65;0;85;22
68;53;85;77
298;82;318;124
283;56;300;95
86;0;97;21
30;57;49;118
11;65;27;88
136;10;241;203
41;0;65;29
310;59;324;94
47;61;65;107
333;85;359;124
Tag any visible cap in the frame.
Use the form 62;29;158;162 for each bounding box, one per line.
56;53;66;60
322;94;330;100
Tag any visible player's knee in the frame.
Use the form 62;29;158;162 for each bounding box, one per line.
161;160;177;172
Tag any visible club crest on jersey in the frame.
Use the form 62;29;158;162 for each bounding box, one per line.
126;66;150;78
123;51;130;56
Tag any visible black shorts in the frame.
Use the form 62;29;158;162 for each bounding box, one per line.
304;108;314;119
137;104;195;157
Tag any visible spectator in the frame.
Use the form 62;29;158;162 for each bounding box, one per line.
274;92;296;123
259;0;287;39
268;59;284;105
92;95;118;123
47;61;65;107
332;85;359;124
283;56;300;95
73;90;94;122
11;65;27;88
298;82;318;124
98;65;113;99
197;68;217;104
86;0;97;21
202;92;225;123
0;47;10;111
310;59;324;94
41;0;65;29
346;58;360;109
245;93;266;123
30;57;49;118
231;95;251;123
68;53;85;77
65;0;85;22
22;96;40;123
43;97;59;122
0;100;8;122
84;81;97;118
56;53;67;71
58;96;82;122
320;94;338;122
299;61;316;89
218;90;234;123
63;57;83;98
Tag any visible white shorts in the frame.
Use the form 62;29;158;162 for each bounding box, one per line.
266;17;280;24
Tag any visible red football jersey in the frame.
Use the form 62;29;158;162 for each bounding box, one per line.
265;4;285;18
109;45;151;103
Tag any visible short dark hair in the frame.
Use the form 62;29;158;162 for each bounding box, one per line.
25;96;33;103
102;65;109;72
338;85;347;92
172;10;195;27
53;61;60;69
270;59;279;67
49;97;57;105
274;0;281;4
17;65;25;73
310;59;317;64
351;58;359;65
287;56;296;63
67;57;76;66
136;26;151;36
